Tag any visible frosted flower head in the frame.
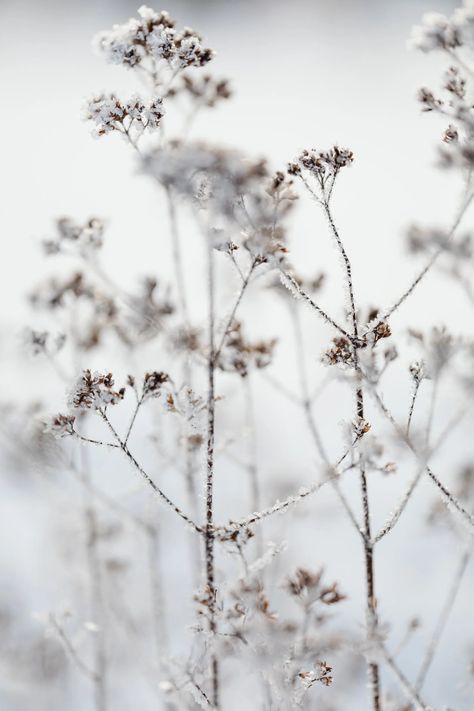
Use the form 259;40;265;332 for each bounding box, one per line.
409;12;461;52
43;414;76;439
44;216;105;253
453;1;474;46
69;370;125;410
83;93;165;140
169;74;232;109
298;661;333;689
93;7;214;76
142;370;169;399
216;321;277;377
23;328;66;357
142;141;267;213
289;146;354;178
126;277;175;339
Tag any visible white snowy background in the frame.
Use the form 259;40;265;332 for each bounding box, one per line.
1;0;473;709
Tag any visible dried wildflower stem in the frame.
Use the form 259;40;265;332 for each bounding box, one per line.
358;451;381;711
416;545;471;692
166;186;189;325
447;48;474;80
75;433;121;449
222;444;352;531
205;238;219;708
382;189;474;321
243;375;262;548
78;447;107;711
214;259;257;362
406;379;421;437
289;304;363;538
49;614;99;684
367;384;474;530
322;202;358;337
124;395;144;447
322;197;381;710
425;377;439;448
374;405;470;543
380;645;429;711
98;410;202;533
279;270;352;340
146;524;169;666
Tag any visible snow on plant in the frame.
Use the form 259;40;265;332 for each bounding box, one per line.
5;3;474;710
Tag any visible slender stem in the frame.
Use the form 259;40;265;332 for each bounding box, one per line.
322;202;359;337
146;525;169;666
290;304;363;539
214;260;257;363
279;270;352;340
380;645;429;710
124;395;144;447
243;374;262;556
166;186;189;326
99;410;202;533
407;379;421;437
205;239;219;708
79;448;107;711
367;383;474;532
416;546;471;692
380;190;474;321
322;197;381;710
220;443;353;532
50;614;99;684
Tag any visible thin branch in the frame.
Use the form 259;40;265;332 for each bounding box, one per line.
98;410;202;533
220;443;354;532
49;614;98;684
279;270;352;340
166;186;190;326
205;238;219;708
367;382;474;537
214;259;257;363
415;545;471;692
380;644;430;711
380;189;474;321
407;379;422;438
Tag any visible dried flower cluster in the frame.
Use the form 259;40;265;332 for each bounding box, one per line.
84;93;165;139
8;3;474;711
69;370;125;410
94;6;214;71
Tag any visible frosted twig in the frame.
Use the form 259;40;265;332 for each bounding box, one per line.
415;545;471;691
279;270;352;340
98;410;202;533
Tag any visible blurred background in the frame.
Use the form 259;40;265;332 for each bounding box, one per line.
2;0;474;709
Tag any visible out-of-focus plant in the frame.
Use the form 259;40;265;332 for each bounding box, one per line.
5;3;474;710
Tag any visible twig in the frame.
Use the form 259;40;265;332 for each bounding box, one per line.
205;238;219;708
98;410;202;533
415;545;471;692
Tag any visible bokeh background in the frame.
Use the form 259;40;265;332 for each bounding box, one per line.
2;0;473;709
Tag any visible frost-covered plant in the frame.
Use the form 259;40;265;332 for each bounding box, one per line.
7;3;474;711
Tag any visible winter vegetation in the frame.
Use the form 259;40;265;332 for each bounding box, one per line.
3;2;474;710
